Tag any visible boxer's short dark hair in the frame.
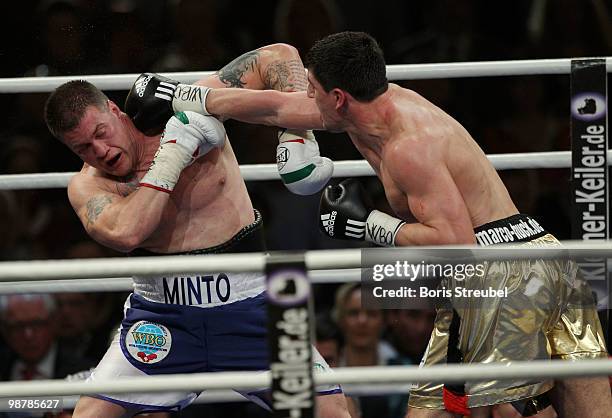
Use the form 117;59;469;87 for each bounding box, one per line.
306;31;388;102
44;80;108;141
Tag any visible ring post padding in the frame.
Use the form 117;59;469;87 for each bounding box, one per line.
266;254;314;418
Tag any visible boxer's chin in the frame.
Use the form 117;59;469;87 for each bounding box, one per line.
321;117;344;134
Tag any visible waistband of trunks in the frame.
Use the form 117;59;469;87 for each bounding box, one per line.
473;214;548;246
130;209;265;256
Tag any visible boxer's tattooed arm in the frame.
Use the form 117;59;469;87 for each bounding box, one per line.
264;60;308;92
216;51;259;88
85;195;112;227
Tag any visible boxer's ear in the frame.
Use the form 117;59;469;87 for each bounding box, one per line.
332;88;347;110
108;100;121;115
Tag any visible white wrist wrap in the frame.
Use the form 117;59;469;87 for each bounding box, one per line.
139;142;192;193
365;210;406;247
172;84;211;115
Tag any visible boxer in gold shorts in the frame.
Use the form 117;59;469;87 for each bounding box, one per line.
409;214;608;416
187;31;611;417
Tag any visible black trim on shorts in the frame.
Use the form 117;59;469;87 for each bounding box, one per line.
443;309;466;395
474;214;548;246
129;209;265;256
511;390;552;416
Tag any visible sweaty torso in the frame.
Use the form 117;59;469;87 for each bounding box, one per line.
350;84;518;230
82;138;254;253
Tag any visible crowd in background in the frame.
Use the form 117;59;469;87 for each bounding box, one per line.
0;0;610;417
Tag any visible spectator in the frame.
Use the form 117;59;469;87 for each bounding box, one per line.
54;292;105;363
386;309;435;364
333;283;396;367
385;309;436;418
333;283;395;418
0;294;91;381
315;311;362;418
55;241;126;362
315;312;342;368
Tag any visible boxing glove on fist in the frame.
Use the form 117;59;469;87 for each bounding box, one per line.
140;111;226;193
277;129;334;195
319;179;406;246
125;73;211;136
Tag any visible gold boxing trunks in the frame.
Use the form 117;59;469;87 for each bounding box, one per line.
408;214;608;412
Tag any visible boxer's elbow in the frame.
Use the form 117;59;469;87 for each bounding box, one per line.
439;225;476;245
88;222;150;253
259;43;300;63
110;232;145;253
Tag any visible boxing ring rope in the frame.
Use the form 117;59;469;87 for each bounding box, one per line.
0;359;611;398
0;241;610;281
59;383;413;408
0;150;606;190
58;384;413;409
0;268;362;294
0;57;611;93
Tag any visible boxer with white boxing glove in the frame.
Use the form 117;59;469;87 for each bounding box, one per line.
140;111;226;193
319;179;405;247
42;42;362;418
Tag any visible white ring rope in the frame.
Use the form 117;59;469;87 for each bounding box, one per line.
0;359;610;397
0;241;610;281
0;150;601;190
57;383;414;409
1;58;611;93
0;268;362;294
0;277;132;294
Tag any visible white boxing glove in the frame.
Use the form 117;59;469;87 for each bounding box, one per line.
140;111;226;193
276;129;334;195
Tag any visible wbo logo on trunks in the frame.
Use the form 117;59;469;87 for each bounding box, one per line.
125;321;172;364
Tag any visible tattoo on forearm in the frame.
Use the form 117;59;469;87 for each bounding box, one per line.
85;195;112;227
216;51;260;88
264;60;308;92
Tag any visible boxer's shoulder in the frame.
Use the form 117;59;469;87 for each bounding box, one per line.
68;166;139;203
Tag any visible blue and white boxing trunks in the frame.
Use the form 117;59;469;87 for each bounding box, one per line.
87;211;341;414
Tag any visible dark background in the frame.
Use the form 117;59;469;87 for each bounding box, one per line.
0;0;610;417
